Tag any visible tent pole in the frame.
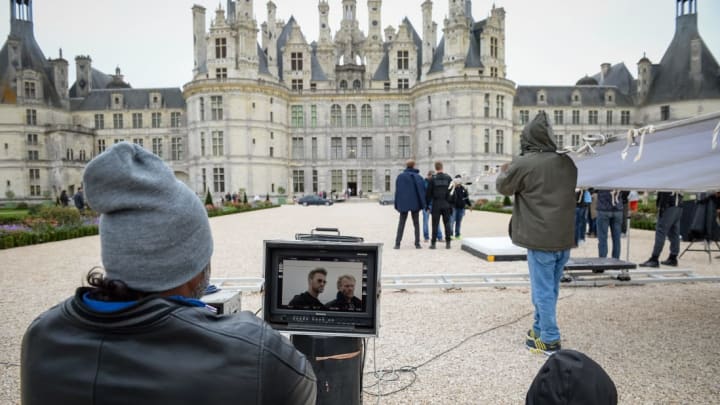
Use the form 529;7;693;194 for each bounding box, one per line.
625;217;631;261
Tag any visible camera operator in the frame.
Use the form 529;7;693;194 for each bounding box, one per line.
21;142;316;404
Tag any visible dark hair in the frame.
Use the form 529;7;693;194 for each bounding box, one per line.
308;268;327;280
85;268;146;301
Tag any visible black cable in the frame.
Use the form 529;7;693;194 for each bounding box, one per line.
362;292;575;398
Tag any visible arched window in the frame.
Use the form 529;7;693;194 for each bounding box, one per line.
353;79;362;89
346;105;358;127
360;104;372;127
331;104;343;127
339;80;348;89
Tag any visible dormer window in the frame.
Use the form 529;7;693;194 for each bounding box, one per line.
24;81;36;98
291;52;303;71
150;92;162;108
397;50;409;70
571;90;582;105
605;90;615;105
215;38;227;59
112;93;124;109
536;90;547;105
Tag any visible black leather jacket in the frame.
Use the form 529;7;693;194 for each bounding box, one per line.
21;289;317;405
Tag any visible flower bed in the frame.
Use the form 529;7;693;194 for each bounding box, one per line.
0;202;280;250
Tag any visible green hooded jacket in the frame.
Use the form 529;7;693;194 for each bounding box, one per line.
496;112;577;251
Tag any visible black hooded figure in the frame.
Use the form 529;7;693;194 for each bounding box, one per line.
526;350;617;405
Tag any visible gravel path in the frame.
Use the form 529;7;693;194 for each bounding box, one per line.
2;202;719;404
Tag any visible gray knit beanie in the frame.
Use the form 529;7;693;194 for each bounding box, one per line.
83;142;213;292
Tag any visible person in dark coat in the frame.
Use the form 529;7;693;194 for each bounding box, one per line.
59;190;69;206
393;159;426;249
73;187;85;211
426;161;453;249
639;191;683;267
526;350;617;405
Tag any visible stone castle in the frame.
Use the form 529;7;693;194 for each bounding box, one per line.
1;0;718;201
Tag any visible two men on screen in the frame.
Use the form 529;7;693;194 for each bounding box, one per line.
289;268;361;310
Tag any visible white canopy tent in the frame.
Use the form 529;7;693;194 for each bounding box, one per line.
571;112;720;193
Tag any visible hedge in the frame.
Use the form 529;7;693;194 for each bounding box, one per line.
0;225;99;249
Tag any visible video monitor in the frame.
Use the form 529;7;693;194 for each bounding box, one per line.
263;240;381;337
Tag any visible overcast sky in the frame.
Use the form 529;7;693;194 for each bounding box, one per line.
2;0;719;89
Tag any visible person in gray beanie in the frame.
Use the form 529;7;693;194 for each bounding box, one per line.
21;142;316;405
526;350;617;405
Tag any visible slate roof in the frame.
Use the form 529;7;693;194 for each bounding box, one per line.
275;16;297;81
372;45;390;81
590;63;636;98
643;13;720;105
71;88;185;111
465;20;485;69
402;17;424;81
0;19;64;108
68;67;114;98
514;85;634;107
428;37;445;74
310;42;327;81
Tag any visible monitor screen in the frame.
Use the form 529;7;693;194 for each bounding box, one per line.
263;240;381;337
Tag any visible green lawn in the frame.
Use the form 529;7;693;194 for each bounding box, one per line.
0;210;28;218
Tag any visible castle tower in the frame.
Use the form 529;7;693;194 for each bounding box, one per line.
421;0;437;78
442;0;470;71
192;5;208;78
316;0;335;80
74;56;92;98
364;0;384;81
265;1;279;77
50;49;69;106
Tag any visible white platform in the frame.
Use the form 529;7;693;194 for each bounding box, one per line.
461;236;527;262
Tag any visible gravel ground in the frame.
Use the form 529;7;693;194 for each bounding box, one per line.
1;202;719;404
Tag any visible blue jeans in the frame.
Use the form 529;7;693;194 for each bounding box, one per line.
452;208;465;237
422;208;443;240
574;206;587;245
528;249;570;343
597;210;623;259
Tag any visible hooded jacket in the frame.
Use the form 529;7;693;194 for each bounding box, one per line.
526;350;617;405
21;289;317;405
496;112;577;251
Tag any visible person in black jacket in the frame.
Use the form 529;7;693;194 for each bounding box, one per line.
21;142;316;405
639;191;683;267
426;161;453;249
289;268;328;310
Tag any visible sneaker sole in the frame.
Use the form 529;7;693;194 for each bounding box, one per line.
525;345;558;356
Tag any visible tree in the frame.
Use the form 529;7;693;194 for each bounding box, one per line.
243;192;248;204
205;189;213;206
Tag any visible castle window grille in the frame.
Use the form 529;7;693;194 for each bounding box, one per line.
26;109;37;126
212;131;224;156
398;136;410;158
291;52;303;71
132;113;143;128
210;96;223;120
398;104;411;126
152;138;163;158
331;105;343;127
293;170;305;193
171;137;183;160
360;104;372;127
213;167;225;193
215;38;227;58
495;130;504;154
346;105;358;127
